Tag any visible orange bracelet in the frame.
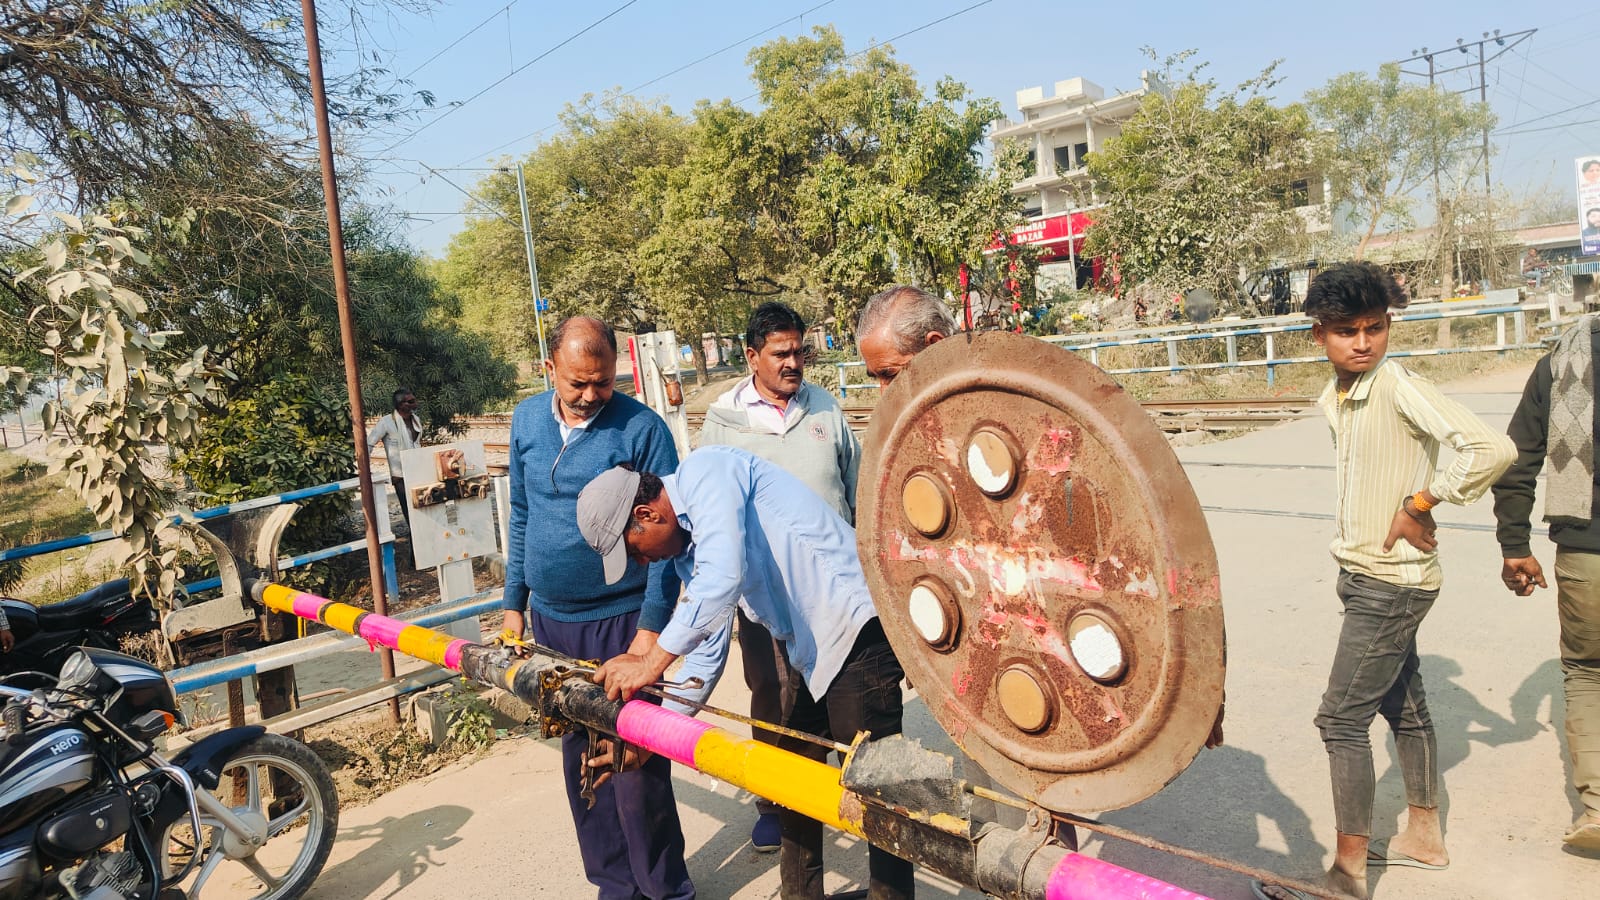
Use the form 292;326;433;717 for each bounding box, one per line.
1410;491;1435;513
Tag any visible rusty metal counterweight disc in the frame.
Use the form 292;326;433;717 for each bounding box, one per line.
856;331;1225;813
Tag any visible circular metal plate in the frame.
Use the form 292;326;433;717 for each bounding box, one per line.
857;331;1225;813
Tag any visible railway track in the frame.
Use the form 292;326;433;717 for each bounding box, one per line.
460;395;1313;445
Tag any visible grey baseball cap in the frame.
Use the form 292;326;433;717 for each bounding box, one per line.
577;466;642;585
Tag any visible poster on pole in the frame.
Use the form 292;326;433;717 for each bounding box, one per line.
1580;155;1600;258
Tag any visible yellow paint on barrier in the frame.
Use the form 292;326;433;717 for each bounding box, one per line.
397;627;455;668
692;731;862;837
260;583;296;614
324;603;362;635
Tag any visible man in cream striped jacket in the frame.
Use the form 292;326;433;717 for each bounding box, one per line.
1301;262;1514;899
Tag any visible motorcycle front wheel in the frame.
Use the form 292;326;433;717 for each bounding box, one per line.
157;733;339;900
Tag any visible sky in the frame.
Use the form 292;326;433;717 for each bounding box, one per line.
339;0;1600;256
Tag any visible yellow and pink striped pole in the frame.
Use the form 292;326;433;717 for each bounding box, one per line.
252;580;1209;899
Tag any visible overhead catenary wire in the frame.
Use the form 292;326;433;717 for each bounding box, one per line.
729;0;997;107
401;1;525;80
376;0;644;155
456;0;841;166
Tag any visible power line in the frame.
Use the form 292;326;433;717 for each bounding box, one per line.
732;0;997;107
1495;95;1600;131
401;1;523;79
377;0;644;155
457;0;839;165
1496;114;1600;137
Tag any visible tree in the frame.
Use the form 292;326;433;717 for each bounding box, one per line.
1307;64;1497;258
1;178;225;609
1085;50;1317;310
0;1;426;223
436;92;695;359
739;26;1015;324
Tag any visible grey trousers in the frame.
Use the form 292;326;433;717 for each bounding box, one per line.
1556;548;1600;822
1314;571;1440;837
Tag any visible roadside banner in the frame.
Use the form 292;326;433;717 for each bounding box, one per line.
1579;155;1600;257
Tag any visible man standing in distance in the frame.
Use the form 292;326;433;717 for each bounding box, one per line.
697;301;861;853
1298;262;1513;898
366;388;423;526
500;316;695;900
1492;314;1600;851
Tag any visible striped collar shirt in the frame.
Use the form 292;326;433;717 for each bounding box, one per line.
735;377;801;436
1317;358;1516;590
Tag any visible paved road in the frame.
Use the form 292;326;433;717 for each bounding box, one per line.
258;364;1590;900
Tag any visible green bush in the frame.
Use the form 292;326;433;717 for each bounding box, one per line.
176;373;359;597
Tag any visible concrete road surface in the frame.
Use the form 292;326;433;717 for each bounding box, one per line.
247;364;1592;900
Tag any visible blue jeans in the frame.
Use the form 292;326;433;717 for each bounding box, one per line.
776;618;914;900
528;608;695;900
1313;571;1440;837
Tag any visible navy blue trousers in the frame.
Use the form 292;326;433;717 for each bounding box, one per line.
529;608;695;900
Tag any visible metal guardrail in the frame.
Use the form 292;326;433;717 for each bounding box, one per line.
167;590;504;742
1;476;402;604
836;293;1561;395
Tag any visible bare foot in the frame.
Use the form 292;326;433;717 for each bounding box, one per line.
1325;863;1368;899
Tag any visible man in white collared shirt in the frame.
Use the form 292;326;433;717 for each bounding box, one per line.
366;388;423;525
696;301;860;853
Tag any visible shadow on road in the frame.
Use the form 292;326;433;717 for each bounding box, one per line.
1508;657;1579;823
313;804;472;900
1093;745;1325;898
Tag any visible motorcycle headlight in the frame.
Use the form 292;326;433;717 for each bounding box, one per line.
57;649;117;696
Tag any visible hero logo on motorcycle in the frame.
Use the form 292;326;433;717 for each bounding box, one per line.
46;734;82;756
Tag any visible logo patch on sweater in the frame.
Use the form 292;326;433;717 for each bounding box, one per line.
810;423;827;442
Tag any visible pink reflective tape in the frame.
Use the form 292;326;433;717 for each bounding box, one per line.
360;614;407;648
616;701;713;766
1045;854;1209;900
443;640;468;670
291;591;325;621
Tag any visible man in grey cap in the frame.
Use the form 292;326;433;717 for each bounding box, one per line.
579;446;916;900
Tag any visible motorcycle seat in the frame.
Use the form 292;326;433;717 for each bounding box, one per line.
34;579;137;631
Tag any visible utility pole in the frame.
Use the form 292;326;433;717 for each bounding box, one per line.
1394;28;1535;299
515;164;551;391
300;0;399;719
1395;30;1534;196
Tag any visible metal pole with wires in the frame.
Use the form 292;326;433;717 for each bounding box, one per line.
299;0;399;719
516;163;551;390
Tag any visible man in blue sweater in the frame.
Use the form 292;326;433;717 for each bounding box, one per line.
500;315;694;900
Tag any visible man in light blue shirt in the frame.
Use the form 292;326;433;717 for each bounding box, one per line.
577;446;916;900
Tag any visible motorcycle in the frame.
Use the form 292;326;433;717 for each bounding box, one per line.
0;581;160;686
0;646;338;900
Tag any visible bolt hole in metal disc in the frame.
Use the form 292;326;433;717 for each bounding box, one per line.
856;332;1225;813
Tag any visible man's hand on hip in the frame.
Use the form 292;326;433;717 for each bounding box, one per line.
1383;504;1437;553
1501;557;1548;596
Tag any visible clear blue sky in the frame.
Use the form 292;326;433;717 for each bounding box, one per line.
343;0;1600;256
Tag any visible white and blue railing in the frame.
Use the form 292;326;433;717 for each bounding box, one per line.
835;292;1558;396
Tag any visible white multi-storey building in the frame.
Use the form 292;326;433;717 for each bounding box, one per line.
991;74;1336;293
988;76;1152;290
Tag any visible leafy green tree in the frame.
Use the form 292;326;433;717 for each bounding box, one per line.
739;26;1015;323
436;93;695;360
1085;50;1317;310
0;1;428;225
1307;64;1497;258
1;180;225;608
175;372;358;596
